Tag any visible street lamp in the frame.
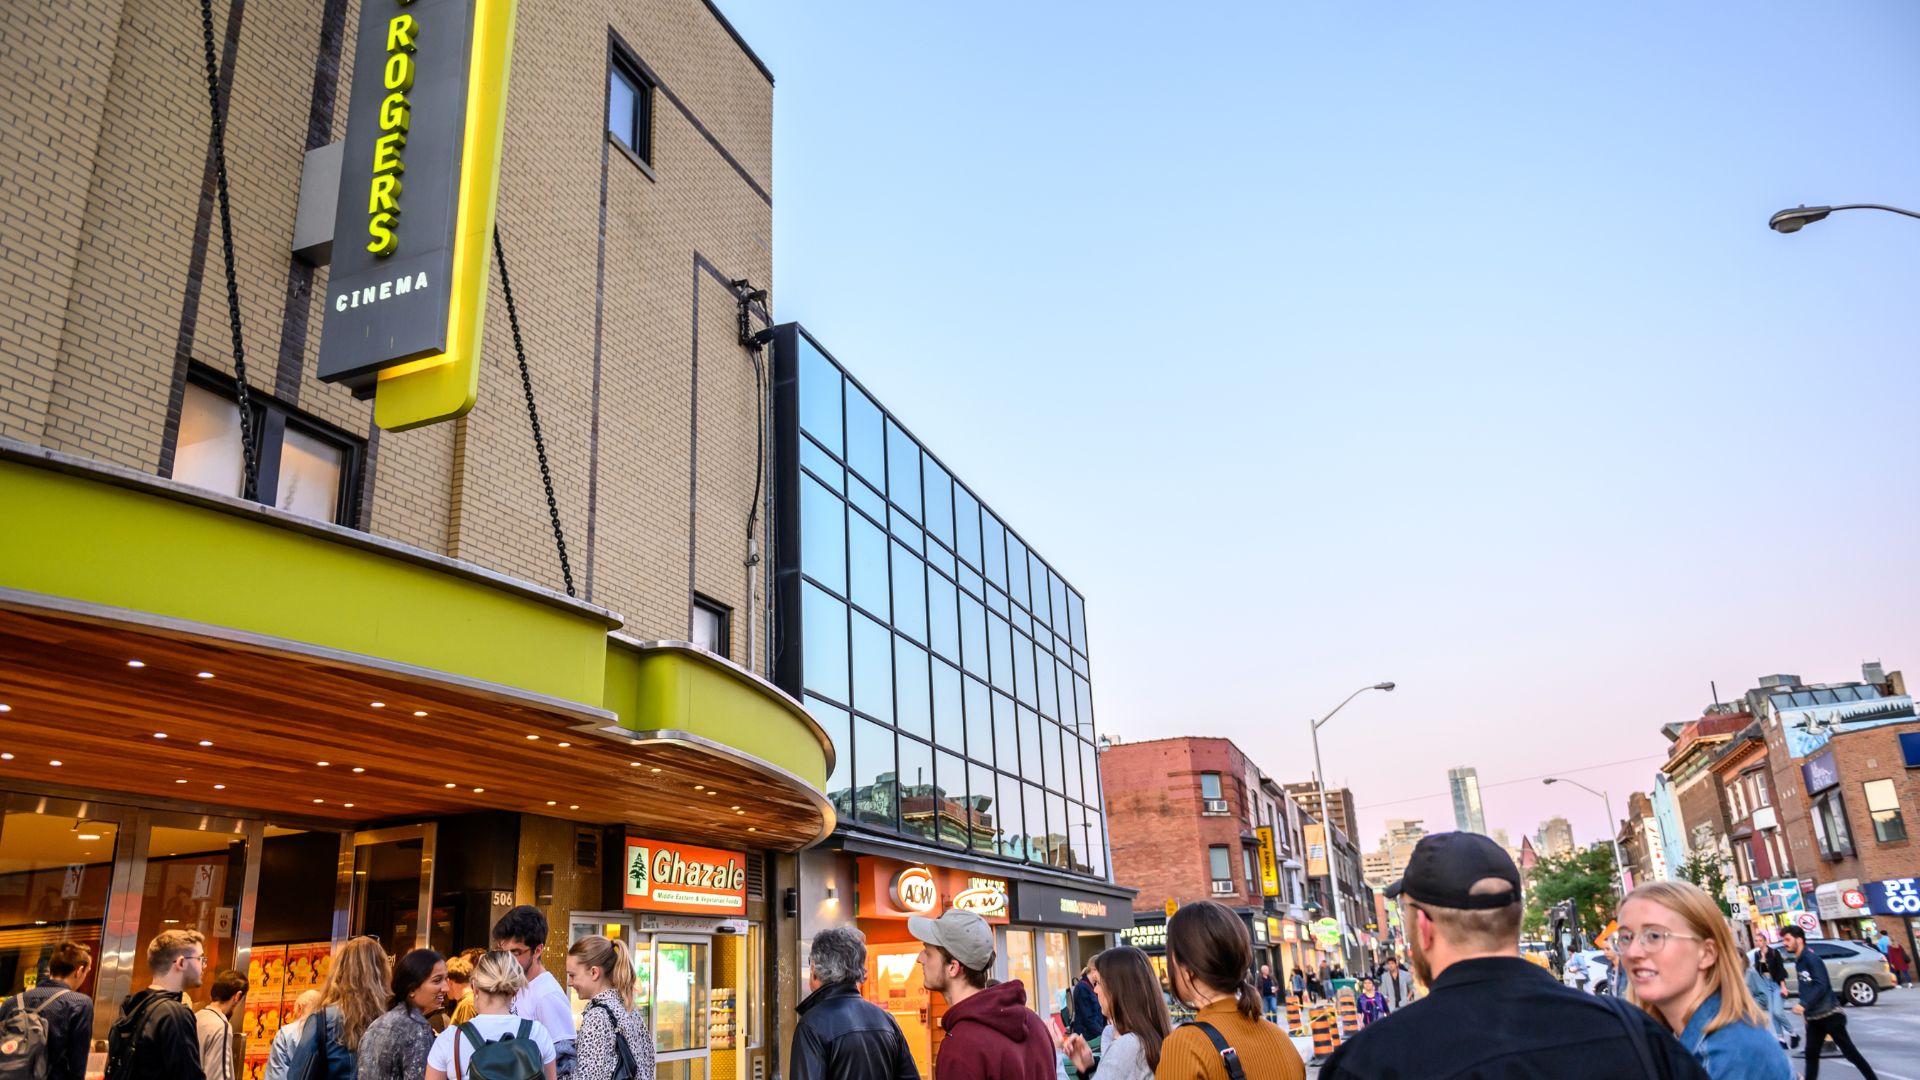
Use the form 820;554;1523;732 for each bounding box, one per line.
1541;777;1629;902
1310;681;1395;969
1768;203;1920;234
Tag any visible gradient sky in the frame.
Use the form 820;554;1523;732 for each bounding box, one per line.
717;1;1920;851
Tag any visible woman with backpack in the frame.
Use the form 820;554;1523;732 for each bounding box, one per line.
292;936;392;1080
425;952;557;1080
358;949;447;1080
565;936;655;1080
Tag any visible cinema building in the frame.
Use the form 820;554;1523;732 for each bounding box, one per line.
770;324;1133;1073
0;2;819;1079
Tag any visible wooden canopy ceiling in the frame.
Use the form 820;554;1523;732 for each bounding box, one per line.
0;600;830;850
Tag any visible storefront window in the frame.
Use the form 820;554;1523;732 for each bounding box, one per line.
130;822;251;998
0;802;118;1017
1042;932;1070;1017
1005;930;1035;1003
654;939;710;1054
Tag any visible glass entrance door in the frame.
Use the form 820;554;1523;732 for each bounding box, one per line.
566;913;636;1022
350;825;435;955
654;937;710;1080
0;793;129;1048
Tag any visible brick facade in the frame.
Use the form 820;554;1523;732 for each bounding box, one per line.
0;0;774;655
1103;737;1259;913
1766;715;1920;896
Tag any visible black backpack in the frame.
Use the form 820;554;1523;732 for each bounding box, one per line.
588;1003;637;1080
453;1020;545;1080
0;990;70;1080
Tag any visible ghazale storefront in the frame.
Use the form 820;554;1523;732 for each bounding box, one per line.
0;443;834;1080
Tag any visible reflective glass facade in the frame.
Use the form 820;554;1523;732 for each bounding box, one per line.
773;325;1107;879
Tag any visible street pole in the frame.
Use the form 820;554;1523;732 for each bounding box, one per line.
1543;777;1629;905
1307;681;1394;975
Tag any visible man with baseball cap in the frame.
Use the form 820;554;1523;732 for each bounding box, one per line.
909;909;1053;1080
1319;832;1709;1079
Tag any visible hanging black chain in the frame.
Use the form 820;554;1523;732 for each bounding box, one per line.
197;0;259;501
493;225;577;597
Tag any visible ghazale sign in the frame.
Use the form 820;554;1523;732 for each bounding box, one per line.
623;837;747;916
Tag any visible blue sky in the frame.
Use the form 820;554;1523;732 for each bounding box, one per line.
719;1;1920;849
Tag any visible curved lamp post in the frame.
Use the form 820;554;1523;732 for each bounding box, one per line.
1769;203;1920;234
1542;777;1629;902
1311;682;1395;966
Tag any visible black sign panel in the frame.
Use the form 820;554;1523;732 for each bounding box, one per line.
1010;881;1135;931
317;0;476;393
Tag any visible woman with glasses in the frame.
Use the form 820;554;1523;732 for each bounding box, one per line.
1617;881;1792;1080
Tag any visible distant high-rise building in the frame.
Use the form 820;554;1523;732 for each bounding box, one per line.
1448;766;1487;834
1535;816;1575;859
1366;818;1427;887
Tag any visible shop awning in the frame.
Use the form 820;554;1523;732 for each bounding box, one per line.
0;442;834;850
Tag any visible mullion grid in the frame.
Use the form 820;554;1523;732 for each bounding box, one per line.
794;335;1102;876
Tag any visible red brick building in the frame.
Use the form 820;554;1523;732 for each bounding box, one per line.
1101;736;1343;983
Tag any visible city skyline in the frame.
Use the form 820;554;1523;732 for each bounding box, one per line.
720;0;1920;850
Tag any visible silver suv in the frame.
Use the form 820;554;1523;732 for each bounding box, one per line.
1789;939;1895;1006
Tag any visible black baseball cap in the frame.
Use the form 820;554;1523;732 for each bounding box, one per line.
1384;832;1522;910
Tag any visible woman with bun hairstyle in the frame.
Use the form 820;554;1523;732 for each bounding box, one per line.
1155;901;1303;1080
358;949;447;1080
424;952;558;1080
566;936;655;1080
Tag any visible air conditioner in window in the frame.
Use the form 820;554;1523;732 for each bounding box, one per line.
1203;799;1230;815
1210;880;1235;896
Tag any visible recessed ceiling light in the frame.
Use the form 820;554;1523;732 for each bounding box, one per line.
0;753;11;761
174;779;188;784
369;702;386;709
569;804;579;810
196;672;215;679
730;806;740;810
472;787;484;793
316;761;330;767
630;762;642;768
154;732;168;739
650;767;662;774
127;660;145;668
198;740;213;747
312;798;323;804
351;767;365;773
694;784;705;791
557;741;571;748
48;760;61;767
546;801;557;806
748;826;756;832
78;833;100;841
525;734;539;740
706;790;717;796
444;783;456;788
413;710;428;717
343;803;354;808
0;704;11;712
213;784;226;790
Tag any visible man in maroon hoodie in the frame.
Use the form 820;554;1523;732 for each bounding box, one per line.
909;909;1055;1080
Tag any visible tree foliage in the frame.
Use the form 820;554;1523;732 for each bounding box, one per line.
1523;845;1616;938
1678;851;1732;916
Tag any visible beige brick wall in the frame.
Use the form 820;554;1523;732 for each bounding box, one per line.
1;0;775;664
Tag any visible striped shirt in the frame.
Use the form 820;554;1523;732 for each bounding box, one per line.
1155;1000;1304;1080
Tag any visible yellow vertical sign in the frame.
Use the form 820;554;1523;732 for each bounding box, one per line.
1256;826;1280;897
1304;822;1328;878
372;0;518;430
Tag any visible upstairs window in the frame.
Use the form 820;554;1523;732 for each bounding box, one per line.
607;48;654;166
1863;779;1906;843
172;370;360;525
1200;772;1223;800
693;595;732;659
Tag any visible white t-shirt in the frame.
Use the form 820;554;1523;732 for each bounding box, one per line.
428;1014;558;1077
513;972;577;1046
197;1007;234;1080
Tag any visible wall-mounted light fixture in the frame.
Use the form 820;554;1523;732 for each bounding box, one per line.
825;883;838;901
783;887;799;918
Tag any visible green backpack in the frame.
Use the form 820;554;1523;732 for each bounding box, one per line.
452;1020;545;1080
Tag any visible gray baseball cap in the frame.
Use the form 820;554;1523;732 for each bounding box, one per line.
908;909;995;972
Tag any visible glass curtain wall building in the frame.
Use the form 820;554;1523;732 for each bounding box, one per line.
771;324;1108;880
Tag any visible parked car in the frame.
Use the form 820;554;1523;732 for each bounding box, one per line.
1786;939;1894;1006
1562;949;1613;993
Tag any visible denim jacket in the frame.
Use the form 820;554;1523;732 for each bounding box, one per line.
1674;992;1793;1080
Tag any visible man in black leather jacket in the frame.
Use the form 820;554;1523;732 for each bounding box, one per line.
791;927;920;1080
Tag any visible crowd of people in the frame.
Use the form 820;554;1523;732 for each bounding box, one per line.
3;906;648;1080
4;838;1902;1080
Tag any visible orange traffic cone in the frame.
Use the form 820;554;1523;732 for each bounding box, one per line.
1310;1007;1337;1061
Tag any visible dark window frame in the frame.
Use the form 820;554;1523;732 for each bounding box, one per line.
606;30;657;176
692;593;732;659
176;365;364;526
1861;778;1907;844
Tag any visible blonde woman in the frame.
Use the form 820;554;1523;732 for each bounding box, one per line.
290;937;392;1080
565;936;654;1080
424;951;557;1080
1617;881;1792;1080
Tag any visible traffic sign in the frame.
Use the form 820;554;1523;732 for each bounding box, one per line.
1164;897;1178;917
